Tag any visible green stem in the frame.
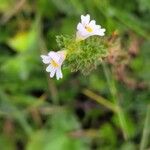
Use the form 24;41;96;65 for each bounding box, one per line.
83;89;119;113
140;105;150;150
102;62;129;140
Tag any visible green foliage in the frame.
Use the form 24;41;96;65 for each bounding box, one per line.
56;35;108;74
27;129;88;150
27;111;88;150
7;27;38;53
0;135;15;150
51;0;84;15
99;123;117;147
0;0;13;12
131;41;150;85
0;0;150;149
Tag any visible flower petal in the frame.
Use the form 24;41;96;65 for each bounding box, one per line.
41;55;51;64
96;28;106;36
57;51;67;64
89;20;96;27
77;23;88;37
48;51;60;64
76;31;86;41
95;25;101;30
81;14;90;25
50;68;56;78
56;68;63;80
46;65;54;72
77;23;85;32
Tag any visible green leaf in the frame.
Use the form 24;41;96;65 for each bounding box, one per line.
120;142;136;150
1;55;29;80
7;25;39;53
99;123;117;146
0;0;13;12
27;129;88;150
0;135;15;150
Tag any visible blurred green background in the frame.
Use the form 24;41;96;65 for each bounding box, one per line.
0;0;150;150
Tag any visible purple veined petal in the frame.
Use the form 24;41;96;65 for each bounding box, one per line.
81;14;90;25
48;51;55;56
77;27;90;37
48;51;60;64
58;58;64;65
77;23;85;32
46;65;54;72
77;23;88;37
57;52;66;64
50;68;56;78
56;68;63;80
57;50;67;61
41;55;51;64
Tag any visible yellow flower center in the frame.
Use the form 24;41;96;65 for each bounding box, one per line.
51;60;59;67
85;26;93;32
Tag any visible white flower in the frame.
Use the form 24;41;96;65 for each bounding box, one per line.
41;50;66;80
76;14;106;40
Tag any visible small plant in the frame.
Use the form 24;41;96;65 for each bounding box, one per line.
41;14;107;79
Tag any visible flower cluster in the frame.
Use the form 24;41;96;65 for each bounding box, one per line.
41;14;106;80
